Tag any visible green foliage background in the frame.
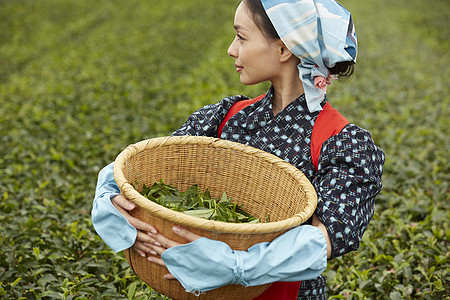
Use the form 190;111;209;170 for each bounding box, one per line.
0;0;448;299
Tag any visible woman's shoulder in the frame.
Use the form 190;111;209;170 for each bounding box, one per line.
320;123;385;168
181;94;249;120
217;94;252;105
341;123;382;149
329;123;383;151
197;94;250;112
172;94;251;137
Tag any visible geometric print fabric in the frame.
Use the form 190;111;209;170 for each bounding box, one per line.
173;86;385;298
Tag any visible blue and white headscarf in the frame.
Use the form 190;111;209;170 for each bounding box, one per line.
261;0;358;112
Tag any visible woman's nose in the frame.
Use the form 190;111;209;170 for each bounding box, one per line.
227;37;238;58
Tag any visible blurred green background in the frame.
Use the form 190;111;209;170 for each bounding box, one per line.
0;0;448;298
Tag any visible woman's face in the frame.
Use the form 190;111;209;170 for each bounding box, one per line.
227;1;282;85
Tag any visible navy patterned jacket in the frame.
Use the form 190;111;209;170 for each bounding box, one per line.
173;86;385;297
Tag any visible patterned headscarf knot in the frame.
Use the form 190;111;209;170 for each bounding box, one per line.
261;0;358;112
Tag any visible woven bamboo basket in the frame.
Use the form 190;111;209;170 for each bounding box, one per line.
113;135;317;300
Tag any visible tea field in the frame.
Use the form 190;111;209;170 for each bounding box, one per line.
0;0;448;299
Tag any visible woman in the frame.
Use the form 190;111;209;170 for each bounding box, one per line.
92;0;384;298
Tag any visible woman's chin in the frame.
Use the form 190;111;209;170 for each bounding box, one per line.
239;76;260;86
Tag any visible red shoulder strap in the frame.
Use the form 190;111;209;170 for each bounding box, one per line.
218;96;348;172
217;94;266;138
311;102;349;171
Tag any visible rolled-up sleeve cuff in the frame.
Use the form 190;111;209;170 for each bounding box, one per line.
92;193;137;252
91;162;137;253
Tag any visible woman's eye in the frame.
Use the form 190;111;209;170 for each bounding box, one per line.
236;34;244;41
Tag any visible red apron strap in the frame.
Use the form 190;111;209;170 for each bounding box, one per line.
217;94;266;138
311;102;349;171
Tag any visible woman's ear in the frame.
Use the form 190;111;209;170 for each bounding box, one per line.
278;41;293;62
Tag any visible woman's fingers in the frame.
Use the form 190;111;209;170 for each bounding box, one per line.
133;238;163;256
136;230;157;244
112;196;200;245
133;248;146;257
146;226;202;255
111;195;158;234
172;226;202;242
150;231;180;250
132;241;152;257
111;194;135;210
147;253;165;265
130;218;157;235
110;196;195;284
163;274;176;280
144;226;204;282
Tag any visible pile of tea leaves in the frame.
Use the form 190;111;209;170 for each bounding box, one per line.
138;180;259;224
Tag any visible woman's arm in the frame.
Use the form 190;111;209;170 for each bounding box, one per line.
91;96;240;253
91;163;158;255
147;225;327;294
92;163;136;252
313;124;385;259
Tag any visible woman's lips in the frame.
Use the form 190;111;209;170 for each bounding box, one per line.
235;65;244;72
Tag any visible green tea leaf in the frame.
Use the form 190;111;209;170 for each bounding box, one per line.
139;181;259;223
183;209;215;219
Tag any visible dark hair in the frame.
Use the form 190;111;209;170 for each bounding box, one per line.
242;0;355;79
242;0;279;40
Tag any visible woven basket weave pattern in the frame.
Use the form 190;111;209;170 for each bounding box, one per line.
114;136;317;300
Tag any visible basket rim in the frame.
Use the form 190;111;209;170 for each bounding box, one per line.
113;136;317;234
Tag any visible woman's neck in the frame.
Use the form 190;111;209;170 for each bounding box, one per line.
271;76;304;116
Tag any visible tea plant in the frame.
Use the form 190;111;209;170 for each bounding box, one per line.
0;0;448;298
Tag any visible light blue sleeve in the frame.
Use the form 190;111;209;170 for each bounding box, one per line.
91;162;137;253
161;225;327;294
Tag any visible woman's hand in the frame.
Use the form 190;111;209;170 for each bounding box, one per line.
111;194;159;257
147;226;202;280
111;194;201;279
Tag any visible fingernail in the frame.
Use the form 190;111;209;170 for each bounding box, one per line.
150;251;157;255
172;226;180;233
154;241;161;247
128;203;135;210
148;257;153;262
140;252;145;257
150;229;157;234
